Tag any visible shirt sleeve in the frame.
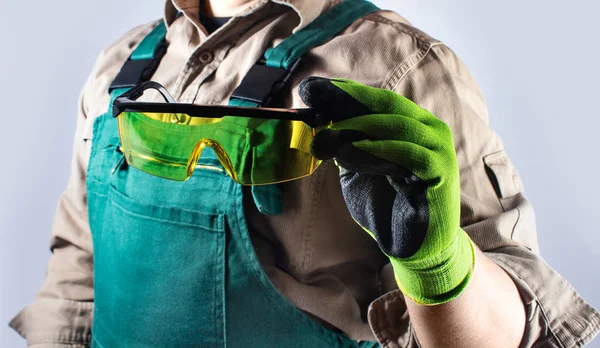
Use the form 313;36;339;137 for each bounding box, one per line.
9;77;95;347
8;21;158;347
367;42;600;348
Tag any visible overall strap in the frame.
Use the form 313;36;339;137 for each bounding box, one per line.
230;0;379;107
230;0;379;215
264;0;379;69
108;21;169;102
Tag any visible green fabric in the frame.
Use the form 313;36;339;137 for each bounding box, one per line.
88;110;379;347
301;78;475;305
228;98;259;107
264;0;379;69
109;88;129;107
130;21;167;60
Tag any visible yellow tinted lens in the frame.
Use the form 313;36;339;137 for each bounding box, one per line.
117;111;322;184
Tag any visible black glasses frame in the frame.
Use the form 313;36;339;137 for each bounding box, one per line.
112;81;328;128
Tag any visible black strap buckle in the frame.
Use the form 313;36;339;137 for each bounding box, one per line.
109;41;168;92
231;58;302;106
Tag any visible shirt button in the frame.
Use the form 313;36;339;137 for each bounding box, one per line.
199;50;214;64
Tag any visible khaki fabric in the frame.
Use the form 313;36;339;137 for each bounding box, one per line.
10;0;600;347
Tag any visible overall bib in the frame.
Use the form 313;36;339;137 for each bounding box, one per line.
87;1;380;347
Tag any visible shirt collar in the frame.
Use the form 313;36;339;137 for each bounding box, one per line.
164;0;337;32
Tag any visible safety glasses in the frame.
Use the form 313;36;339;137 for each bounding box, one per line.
112;81;329;185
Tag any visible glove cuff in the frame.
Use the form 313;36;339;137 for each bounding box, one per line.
390;229;476;305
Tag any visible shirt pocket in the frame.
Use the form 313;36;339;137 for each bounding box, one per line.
483;149;524;204
483;150;538;252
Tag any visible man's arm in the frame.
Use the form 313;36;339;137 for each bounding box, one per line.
9;79;95;347
392;43;600;348
405;248;525;347
300;73;528;346
300;40;600;347
9;22;157;347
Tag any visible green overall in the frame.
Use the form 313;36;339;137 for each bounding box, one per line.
87;1;380;347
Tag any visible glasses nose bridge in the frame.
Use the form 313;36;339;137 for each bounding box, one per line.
167;113;190;124
188;138;239;182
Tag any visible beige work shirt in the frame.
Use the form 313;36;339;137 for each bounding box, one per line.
10;0;600;347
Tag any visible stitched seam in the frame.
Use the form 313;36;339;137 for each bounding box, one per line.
368;292;410;348
535;298;566;348
483;149;507;164
188;1;280;104
271;0;339;30
233;184;271;288
108;196;217;229
368;304;392;347
301;162;328;273
184;24;245;103
569;313;600;347
536;267;600;347
25;331;92;345
89;189;220;231
300;176;316;273
94;337;107;348
509;206;521;239
237;0;271;17
172;60;198;101
549;295;600;348
184;5;281;104
343;12;441;91
387;42;436;92
387;41;433;90
191;43;236;104
229;184;353;347
363;13;439;44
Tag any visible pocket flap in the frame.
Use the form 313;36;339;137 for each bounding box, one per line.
483;150;524;198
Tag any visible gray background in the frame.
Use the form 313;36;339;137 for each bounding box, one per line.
1;0;598;346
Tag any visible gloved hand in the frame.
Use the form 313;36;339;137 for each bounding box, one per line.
299;77;476;305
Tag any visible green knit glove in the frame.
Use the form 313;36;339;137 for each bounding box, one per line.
299;77;476;305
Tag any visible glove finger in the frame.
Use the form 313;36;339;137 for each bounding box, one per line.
325;78;444;127
298;76;372;122
350;139;439;182
299;77;446;130
311;127;370;160
327;114;439;150
332;141;416;179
